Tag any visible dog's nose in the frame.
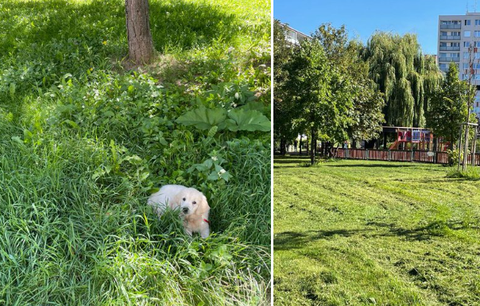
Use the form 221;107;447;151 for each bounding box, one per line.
182;207;189;214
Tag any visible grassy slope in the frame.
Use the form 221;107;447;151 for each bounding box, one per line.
0;0;270;305
274;157;480;306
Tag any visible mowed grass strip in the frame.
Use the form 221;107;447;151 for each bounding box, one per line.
274;156;480;306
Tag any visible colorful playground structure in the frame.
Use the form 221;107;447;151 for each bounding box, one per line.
382;126;450;152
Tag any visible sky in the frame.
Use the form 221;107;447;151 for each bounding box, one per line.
274;0;478;55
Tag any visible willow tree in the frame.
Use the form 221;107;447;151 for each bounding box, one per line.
364;32;442;127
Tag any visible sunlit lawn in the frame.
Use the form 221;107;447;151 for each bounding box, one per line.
274;156;480;305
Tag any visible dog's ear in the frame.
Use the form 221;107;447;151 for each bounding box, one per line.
197;195;210;215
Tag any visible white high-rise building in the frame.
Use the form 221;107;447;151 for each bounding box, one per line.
438;13;480;119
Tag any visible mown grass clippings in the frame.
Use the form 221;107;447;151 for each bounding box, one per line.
274;157;480;306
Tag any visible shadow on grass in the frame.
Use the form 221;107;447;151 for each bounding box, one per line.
275;220;477;251
0;0;238;55
274;156;311;164
326;163;420;168
0;0;240;117
273;165;308;169
274;229;367;251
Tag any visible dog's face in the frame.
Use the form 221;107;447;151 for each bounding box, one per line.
178;188;209;216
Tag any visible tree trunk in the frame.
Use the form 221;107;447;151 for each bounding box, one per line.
310;127;315;165
463;124;470;171
125;0;155;65
280;138;286;155
299;136;302;156
306;135;309;155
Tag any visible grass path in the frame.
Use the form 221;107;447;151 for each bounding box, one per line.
274;156;480;305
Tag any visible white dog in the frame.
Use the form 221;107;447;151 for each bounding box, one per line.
148;184;210;238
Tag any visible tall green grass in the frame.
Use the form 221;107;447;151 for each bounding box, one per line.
0;0;271;304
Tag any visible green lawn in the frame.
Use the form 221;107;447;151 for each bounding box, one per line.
274;156;480;306
0;0;270;305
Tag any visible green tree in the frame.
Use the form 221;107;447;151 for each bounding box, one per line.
364;32;442;127
312;24;385;146
273;20;298;155
283;39;353;164
426;62;470;149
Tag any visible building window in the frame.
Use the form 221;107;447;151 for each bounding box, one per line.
464;52;470;59
465;31;471;37
465;41;471;47
452;42;460;47
464;63;469;69
476;20;480;25
466;20;472;25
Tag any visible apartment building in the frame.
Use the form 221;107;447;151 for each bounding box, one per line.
283;24;310;45
438;12;480;118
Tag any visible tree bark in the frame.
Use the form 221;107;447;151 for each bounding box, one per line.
299;136;302;156
125;0;155;65
306;134;309;155
280;138;286;155
310;127;315;165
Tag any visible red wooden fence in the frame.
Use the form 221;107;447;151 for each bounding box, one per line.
335;148;480;165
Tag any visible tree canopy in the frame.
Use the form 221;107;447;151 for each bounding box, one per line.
364;32;442;127
274;22;385;162
426;62;471;148
273;21;297;154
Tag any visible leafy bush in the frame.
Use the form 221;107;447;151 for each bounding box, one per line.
446;149;461;167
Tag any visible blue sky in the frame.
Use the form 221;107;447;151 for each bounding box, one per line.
274;0;475;55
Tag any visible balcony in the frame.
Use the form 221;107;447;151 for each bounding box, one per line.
439;46;461;51
440;24;461;29
438;57;460;62
439;35;461;40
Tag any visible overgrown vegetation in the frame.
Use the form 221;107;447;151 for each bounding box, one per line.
274;157;480;305
0;0;271;304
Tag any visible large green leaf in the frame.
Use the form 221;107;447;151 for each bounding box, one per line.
225;108;271;132
176;106;227;130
